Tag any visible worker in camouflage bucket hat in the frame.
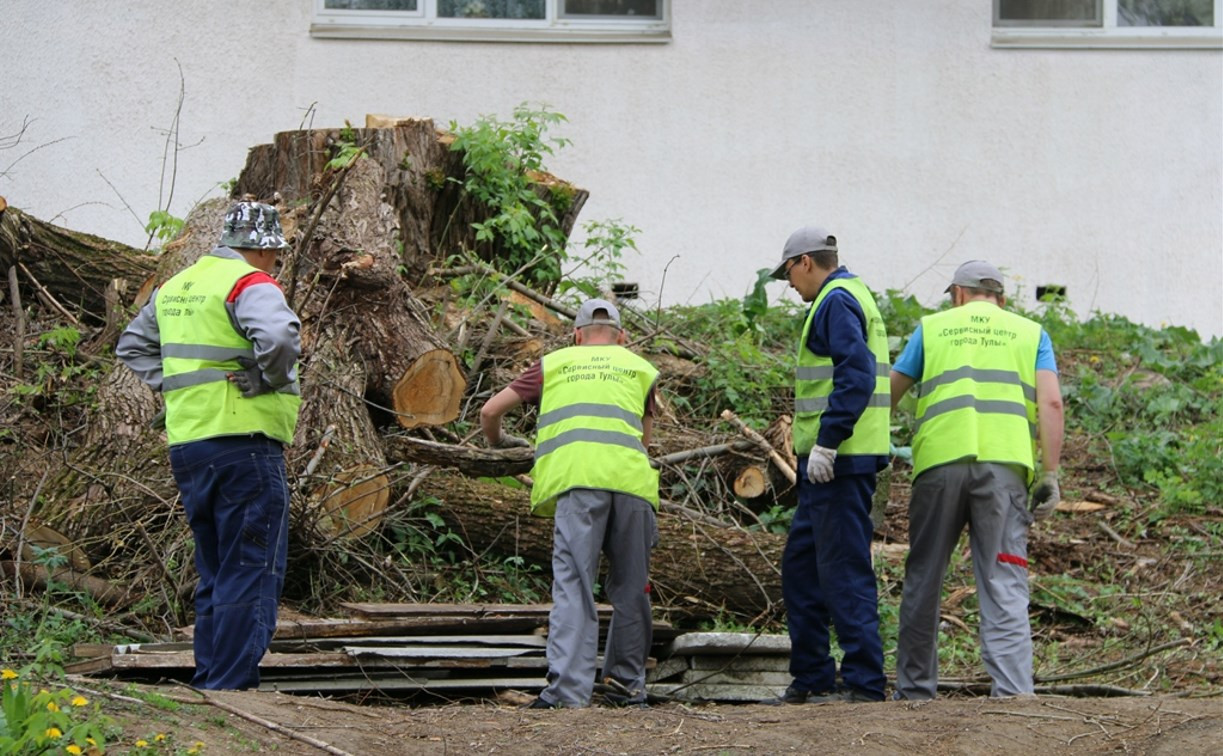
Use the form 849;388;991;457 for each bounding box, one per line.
220;199;290;250
117;196;301;690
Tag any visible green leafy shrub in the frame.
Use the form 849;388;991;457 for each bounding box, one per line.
448;104;573;285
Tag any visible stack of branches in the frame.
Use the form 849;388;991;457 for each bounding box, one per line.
0;117;800;640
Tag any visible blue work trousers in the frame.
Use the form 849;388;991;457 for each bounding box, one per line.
782;466;885;699
170;434;289;690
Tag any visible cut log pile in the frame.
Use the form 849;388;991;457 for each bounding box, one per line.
0;115;807;640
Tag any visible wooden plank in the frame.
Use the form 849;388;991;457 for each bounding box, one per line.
341;602;602;618
271;634;547;652
342;646;540;660
274;615;553;637
260;676;545;693
666;632;791;656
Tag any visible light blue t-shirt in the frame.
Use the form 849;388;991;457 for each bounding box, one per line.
892;323;1057;380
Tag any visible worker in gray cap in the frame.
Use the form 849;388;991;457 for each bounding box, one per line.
890;260;1064;699
764;226;891;704
481;298;660;709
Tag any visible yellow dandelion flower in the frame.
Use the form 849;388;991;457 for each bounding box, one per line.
45;727;63;739
155;733;166;742
71;695;89;706
186;750;199;755
1;668;16;679
87;737;97;745
47;701;61;712
66;746;83;755
136;739;149;747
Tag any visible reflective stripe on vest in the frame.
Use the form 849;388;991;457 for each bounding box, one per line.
912;301;1041;480
529;345;659;517
792;276;891;456
156;255;300;445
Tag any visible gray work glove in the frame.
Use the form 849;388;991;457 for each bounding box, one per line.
806;445;837;484
150;407;167;431
494;433;531;449
229;356;273;399
1029;471;1061;520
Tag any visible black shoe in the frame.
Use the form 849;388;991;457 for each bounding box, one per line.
602;695;650;709
761;685;833;705
522;696;557;709
838;688;883;704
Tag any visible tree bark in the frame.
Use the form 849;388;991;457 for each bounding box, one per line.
0;206;157;318
418;476;785;622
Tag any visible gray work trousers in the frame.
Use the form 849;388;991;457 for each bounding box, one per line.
541;488;658;707
895;462;1035;699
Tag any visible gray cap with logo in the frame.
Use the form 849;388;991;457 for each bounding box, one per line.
574;298;622;329
945;260;1005;294
770;226;838;280
219;201;290;250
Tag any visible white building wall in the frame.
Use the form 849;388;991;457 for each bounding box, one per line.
4;1;1221;337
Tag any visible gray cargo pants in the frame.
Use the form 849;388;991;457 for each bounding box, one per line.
541;488;658;707
895;461;1035;699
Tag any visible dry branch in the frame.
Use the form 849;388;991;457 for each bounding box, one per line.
720;409;797;485
384;436;533;478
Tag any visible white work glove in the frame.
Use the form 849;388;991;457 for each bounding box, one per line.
806;445;837;484
494;433;531;449
1029;471;1060;520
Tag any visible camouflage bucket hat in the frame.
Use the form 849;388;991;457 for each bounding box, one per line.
219;201;289;250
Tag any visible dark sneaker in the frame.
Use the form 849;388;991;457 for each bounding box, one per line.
761;685;835;705
839;688;883;704
602;694;650;709
522;696;557;709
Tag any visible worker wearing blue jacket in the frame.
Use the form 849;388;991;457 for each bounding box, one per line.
765;226;890;704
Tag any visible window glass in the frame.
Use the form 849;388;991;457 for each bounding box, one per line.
325;0;418;9
561;0;662;18
437;0;546;18
1118;0;1214;25
996;0;1102;25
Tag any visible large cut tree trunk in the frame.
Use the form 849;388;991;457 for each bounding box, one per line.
0;206;158;318
418;476;785;623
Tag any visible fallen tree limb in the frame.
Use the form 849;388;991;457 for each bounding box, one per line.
720;409;797;485
418;475;784;622
1036;638;1192;683
384;436;534;477
653;441;756;467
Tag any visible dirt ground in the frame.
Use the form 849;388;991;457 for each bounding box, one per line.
90;684;1221;755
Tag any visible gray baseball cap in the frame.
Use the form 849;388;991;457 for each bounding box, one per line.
946;260;1005;294
770;226;838;280
219;201;290;250
574;298;622;329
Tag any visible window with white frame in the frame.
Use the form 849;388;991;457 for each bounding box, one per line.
312;0;670;43
992;0;1223;47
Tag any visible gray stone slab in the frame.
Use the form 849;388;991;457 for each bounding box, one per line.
666;632;791;656
649;682;781;702
688;654;790;673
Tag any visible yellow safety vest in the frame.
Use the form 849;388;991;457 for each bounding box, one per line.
792;277;891;457
156;256;300;446
530;345;659;517
912;301;1041;480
